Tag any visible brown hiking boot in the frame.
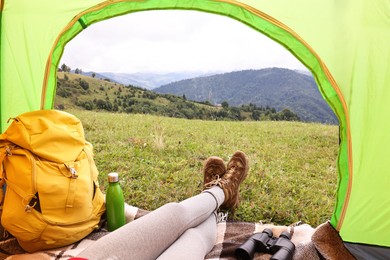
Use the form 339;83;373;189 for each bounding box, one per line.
215;151;249;211
203;156;226;186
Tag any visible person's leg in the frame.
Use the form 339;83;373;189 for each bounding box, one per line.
156;151;249;260
76;186;224;260
156;214;218;260
77;151;249;260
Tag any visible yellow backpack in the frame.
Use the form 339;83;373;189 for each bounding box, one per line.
0;110;105;252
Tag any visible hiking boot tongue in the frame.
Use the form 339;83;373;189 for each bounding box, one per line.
203;156;226;187
219;151;249;211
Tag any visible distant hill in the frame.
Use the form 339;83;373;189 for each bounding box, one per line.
82;71;216;89
154;68;338;124
55;72;299;122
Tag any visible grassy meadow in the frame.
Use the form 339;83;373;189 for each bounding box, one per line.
69;109;339;227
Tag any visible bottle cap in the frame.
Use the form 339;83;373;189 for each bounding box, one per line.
108;172;119;183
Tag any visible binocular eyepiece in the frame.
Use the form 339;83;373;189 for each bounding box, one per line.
235;228;295;260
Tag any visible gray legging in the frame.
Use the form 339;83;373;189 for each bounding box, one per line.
77;186;225;260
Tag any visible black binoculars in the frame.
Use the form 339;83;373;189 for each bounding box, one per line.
235;228;295;260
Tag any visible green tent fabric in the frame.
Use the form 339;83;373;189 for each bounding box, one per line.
1;0;389;250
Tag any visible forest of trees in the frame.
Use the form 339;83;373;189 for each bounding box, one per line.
56;65;300;122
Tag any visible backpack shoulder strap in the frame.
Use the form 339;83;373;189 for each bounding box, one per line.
0;143;13;207
0;144;36;211
0;142;13;180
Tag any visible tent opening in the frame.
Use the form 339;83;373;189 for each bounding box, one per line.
54;9;340;227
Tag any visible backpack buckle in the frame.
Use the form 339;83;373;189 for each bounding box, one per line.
65;162;78;179
69;167;78;179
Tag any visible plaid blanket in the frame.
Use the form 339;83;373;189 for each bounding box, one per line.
205;221;319;260
1;207;320;260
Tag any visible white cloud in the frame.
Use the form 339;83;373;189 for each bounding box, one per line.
61;10;308;73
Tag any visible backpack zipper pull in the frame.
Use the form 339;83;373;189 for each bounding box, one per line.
5;147;12;156
25;205;32;213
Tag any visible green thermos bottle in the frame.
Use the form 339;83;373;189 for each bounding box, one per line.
106;172;126;231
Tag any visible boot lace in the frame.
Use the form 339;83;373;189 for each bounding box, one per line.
204;175;229;189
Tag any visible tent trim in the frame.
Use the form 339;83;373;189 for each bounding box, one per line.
40;0;352;231
0;0;4;128
40;0;115;108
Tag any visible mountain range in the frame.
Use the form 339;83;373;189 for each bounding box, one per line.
153;68;338;124
82;71;216;89
80;68;337;124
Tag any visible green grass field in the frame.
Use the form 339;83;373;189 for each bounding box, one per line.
68;109;339;227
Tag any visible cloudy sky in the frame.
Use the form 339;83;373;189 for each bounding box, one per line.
60;10;308;74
